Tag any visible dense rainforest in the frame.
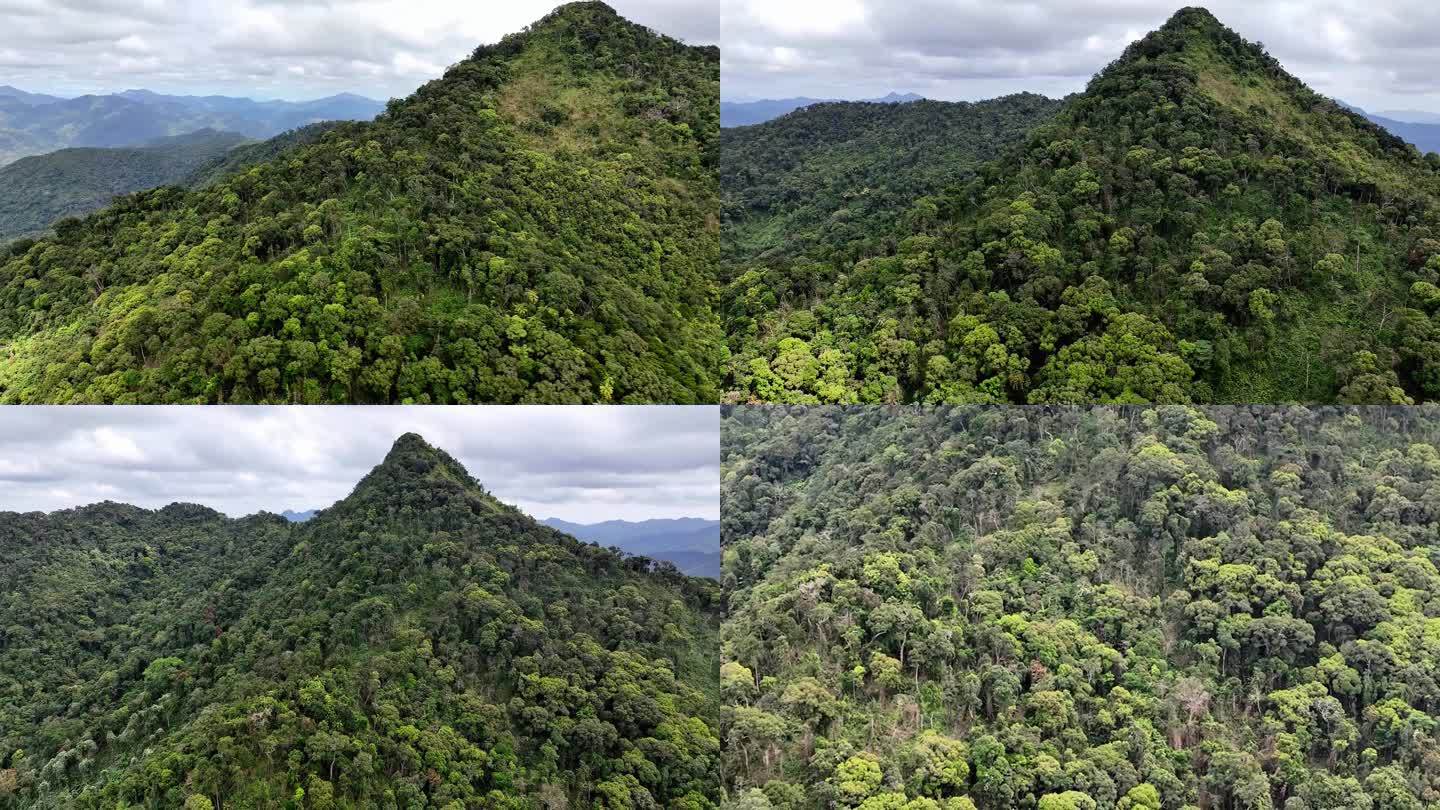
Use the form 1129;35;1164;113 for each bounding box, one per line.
0;1;721;405
0;434;721;808
721;7;1440;405
720;405;1440;809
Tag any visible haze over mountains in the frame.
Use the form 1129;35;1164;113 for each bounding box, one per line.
0;86;383;167
720;91;923;127
542;517;721;577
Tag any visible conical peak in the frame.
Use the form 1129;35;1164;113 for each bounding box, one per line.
1095;5;1282;87
548;1;620;19
524;1;629;37
1160;6;1223;34
376;432;459;478
387;431;434;457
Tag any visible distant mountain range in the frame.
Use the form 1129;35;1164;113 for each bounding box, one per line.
0;85;383;166
542;517;720;577
279;509;317;522
1341;101;1440;155
1377;108;1440;125
721;91;923;127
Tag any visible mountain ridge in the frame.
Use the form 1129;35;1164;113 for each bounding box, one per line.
721;91;924;127
0;431;720;805
723;4;1440;405
0;2;721;405
0;86;382;167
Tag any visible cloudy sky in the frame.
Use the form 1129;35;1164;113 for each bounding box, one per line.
722;0;1440;114
0;407;718;522
0;0;717;101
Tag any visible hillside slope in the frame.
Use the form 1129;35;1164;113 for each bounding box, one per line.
0;130;251;242
722;94;1064;271
721;405;1440;808
0;1;721;405
723;8;1440;405
0;434;720;807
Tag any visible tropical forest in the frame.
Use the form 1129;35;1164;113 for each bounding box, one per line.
720;404;1440;808
721;8;1440;405
0;1;720;405
0;434;721;808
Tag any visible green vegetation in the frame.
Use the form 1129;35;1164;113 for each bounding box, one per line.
722;7;1440;404
184;122;346;189
0;130;251;242
0;434;720;808
722;95;1064;269
0;1;720;404
720;405;1440;808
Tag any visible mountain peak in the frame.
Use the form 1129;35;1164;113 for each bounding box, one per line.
342;433;496;508
544;1;620;20
1097;4;1285;87
379;431;446;469
1160;6;1223;33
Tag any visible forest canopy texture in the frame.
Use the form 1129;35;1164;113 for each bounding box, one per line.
721;7;1440;406
0;1;721;405
721;405;1440;809
0;434;721;808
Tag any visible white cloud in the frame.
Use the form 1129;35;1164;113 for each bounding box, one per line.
1;0;717;101
721;0;1440;112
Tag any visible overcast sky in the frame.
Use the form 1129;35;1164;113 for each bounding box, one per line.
722;0;1440;114
0;407;718;523
0;0;717;101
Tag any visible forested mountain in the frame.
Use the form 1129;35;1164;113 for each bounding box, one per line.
722;7;1440;405
0;130;251;242
720;405;1440;809
0;1;720;405
0;433;721;807
0;89;381;166
544;517;722;577
721;94;924;128
722;95;1065;271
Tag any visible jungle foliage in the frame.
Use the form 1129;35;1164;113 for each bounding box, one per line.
721;8;1440;405
0;434;721;808
0;1;720;405
720;405;1440;809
